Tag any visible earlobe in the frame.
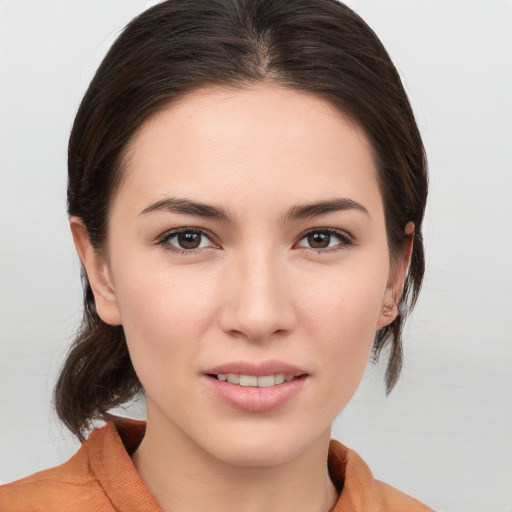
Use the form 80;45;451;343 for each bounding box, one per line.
376;222;415;329
70;217;122;326
376;301;397;329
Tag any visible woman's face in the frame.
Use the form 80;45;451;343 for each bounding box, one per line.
80;86;404;466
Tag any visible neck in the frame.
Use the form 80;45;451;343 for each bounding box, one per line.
131;408;338;512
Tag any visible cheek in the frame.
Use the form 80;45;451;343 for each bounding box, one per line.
110;262;218;375
300;260;388;337
298;261;388;392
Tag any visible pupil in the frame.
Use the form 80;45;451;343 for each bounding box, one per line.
178;232;200;249
308;232;330;248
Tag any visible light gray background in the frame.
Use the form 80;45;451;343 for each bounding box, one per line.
0;1;511;511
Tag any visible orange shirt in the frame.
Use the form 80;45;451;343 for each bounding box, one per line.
1;418;433;511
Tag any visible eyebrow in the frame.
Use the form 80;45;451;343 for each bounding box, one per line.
284;198;369;221
139;197;368;222
140;198;231;221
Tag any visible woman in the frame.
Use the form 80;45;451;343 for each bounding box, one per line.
1;0;431;510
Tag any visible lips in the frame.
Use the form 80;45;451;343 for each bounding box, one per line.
203;360;308;412
206;360;307;378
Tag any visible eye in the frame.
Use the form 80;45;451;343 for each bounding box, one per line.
295;229;352;251
157;228;217;253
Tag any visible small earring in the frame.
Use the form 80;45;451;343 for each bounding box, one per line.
382;303;394;317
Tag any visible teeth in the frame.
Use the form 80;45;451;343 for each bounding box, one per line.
257;375;275;387
217;373;296;387
227;374;239;384
275;373;286;384
240;375;258;386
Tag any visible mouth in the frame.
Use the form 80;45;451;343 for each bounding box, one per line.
208;373;305;387
204;361;308;412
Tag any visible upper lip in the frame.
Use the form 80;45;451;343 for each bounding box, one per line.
205;360;308;377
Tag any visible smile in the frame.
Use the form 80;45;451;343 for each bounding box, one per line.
213;373;296;387
205;361;308;412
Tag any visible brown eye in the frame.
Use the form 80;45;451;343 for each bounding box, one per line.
176;232;202;249
296;229;352;251
308;232;331;248
160;228;215;252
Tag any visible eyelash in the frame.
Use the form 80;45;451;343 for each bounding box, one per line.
156;227;219;255
155;227;354;255
295;228;354;253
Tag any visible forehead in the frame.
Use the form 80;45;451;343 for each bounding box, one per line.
117;85;381;217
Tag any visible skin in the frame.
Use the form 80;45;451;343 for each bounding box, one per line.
72;86;412;512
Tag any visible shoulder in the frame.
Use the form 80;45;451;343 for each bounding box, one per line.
0;419;158;512
329;440;435;512
373;480;435;512
0;444;113;512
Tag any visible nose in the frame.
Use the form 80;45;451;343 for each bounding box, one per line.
218;249;297;343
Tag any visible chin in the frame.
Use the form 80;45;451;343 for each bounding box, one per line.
213;443;302;468
200;423;331;468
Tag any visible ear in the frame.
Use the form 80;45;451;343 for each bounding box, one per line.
70;217;122;326
376;222;415;329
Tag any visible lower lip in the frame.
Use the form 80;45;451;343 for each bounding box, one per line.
204;375;307;413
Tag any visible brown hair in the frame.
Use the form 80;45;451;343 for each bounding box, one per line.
55;0;427;439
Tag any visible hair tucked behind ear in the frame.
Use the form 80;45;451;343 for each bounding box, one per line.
373;228;425;391
54;273;142;440
56;0;427;439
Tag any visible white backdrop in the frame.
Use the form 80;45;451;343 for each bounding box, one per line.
0;1;511;511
